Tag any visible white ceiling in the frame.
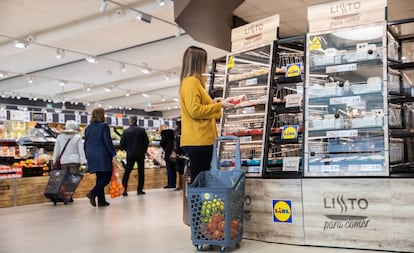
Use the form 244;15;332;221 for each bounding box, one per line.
0;0;413;116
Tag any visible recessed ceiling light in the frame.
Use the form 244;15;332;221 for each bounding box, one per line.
56;48;65;59
86;56;98;63
59;80;67;86
156;0;165;6
0;71;8;78
14;40;29;49
27;76;34;83
136;12;152;23
142;93;150;98
120;62;126;72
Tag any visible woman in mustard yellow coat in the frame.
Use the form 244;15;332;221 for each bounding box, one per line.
179;46;233;183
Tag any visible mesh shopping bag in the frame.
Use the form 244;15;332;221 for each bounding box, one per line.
109;159;125;198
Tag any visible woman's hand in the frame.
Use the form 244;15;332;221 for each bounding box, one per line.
220;99;234;109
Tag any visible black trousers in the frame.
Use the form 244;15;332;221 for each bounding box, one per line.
122;156;145;193
91;171;112;204
182;145;213;183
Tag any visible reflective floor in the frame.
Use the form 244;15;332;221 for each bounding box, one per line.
0;188;395;253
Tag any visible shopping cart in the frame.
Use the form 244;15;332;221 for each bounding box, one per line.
44;169;83;205
187;136;245;252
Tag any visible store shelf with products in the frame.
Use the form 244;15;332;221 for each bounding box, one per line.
207;56;226;99
219;42;276;178
387;18;414;174
264;36;305;178
304;22;389;177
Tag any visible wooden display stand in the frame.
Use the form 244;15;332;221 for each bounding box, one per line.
243;178;414;252
0;168;167;208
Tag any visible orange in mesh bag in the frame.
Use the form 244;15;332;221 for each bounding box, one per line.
110;159;125;198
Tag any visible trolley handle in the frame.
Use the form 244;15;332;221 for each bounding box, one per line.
211;135;242;172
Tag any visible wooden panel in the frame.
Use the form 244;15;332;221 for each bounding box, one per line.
390;179;414;252
0;179;15;207
308;0;386;32
243;179;266;240
302;179;394;251
262;179;305;245
16;176;50;206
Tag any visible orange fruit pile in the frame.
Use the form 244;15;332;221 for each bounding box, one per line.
109;174;124;198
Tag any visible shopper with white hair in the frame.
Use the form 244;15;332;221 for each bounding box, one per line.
52;120;87;177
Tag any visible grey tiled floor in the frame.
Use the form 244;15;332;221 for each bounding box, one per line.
0;189;394;253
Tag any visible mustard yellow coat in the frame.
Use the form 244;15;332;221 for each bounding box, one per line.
179;76;222;146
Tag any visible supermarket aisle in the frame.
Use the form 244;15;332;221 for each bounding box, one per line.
0;189;394;253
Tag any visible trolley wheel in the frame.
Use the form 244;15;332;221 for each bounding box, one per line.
219;246;226;252
64;200;68;205
53;201;57;206
195;244;203;251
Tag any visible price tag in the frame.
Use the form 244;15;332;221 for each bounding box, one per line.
285;94;302;108
330;96;361;106
245;78;258;86
326;129;358;138
326;63;357;73
282;157;300;172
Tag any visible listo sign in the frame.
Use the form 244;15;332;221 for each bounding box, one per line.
323;195;370;231
329;1;362;28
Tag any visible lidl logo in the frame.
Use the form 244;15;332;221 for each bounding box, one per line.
286;63;302;77
281;125;298;140
273;199;292;223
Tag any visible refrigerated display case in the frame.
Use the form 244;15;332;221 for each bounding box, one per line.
303;22;389;177
219;42;276;177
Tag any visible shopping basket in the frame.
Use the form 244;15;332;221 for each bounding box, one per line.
187;136;245;252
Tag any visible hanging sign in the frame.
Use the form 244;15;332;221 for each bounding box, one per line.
231;14;279;52
58;113;65;123
0;109;7;121
308;0;386;32
75;114;81;124
46;113;53;123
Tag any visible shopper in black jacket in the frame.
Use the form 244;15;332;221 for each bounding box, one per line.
120;116;149;196
160;128;176;189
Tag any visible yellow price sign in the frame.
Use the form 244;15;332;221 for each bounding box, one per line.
227;56;235;69
309;36;321;51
